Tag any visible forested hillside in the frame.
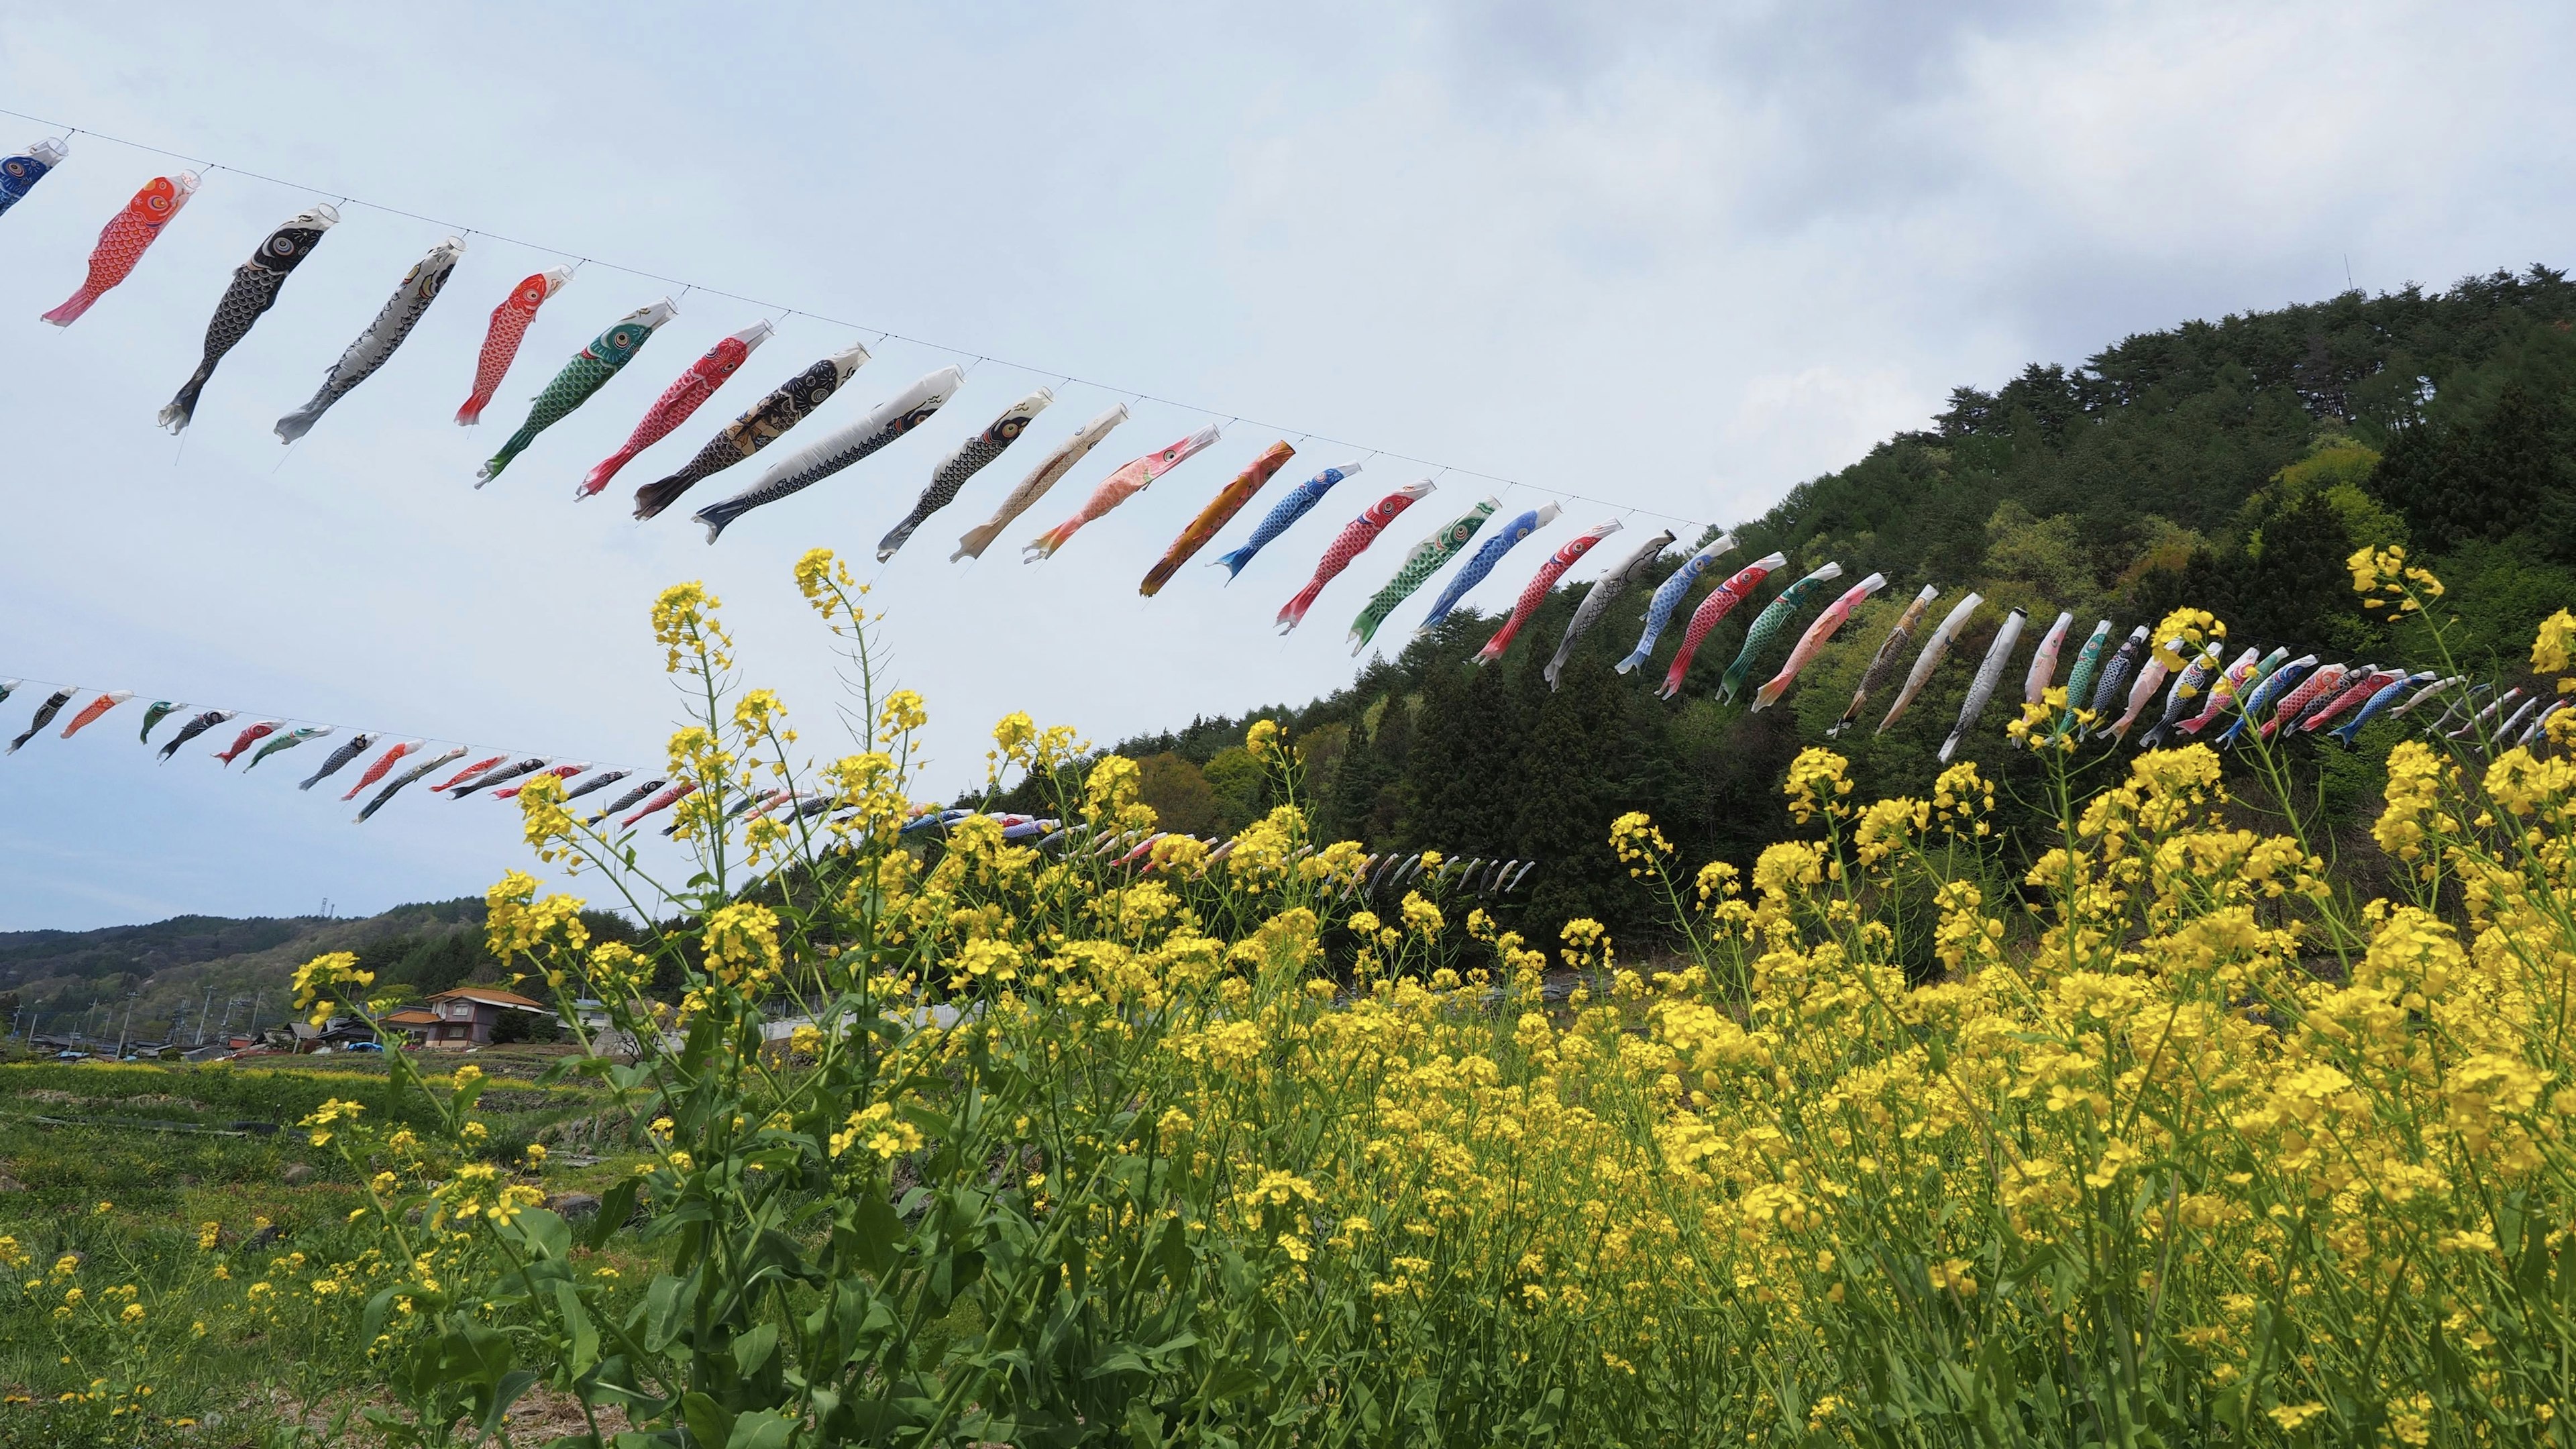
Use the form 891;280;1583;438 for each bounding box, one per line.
0;898;641;1041
1024;267;2576;943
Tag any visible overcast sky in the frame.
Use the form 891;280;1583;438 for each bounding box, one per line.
3;2;2570;930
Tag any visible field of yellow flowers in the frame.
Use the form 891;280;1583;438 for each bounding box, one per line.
12;547;2576;1447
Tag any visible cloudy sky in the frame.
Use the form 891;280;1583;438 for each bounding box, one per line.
3;2;2569;929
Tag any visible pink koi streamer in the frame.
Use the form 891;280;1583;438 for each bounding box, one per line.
577;321;771;498
1024;425;1222;561
1752;572;1888;710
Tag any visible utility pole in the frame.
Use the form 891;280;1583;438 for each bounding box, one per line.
196;985;216;1047
243;991;264;1049
115;991;138;1060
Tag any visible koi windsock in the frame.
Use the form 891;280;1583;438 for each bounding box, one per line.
213;720;284;766
492;763;588;800
578;321;771;498
1613;534;1739;674
588;777;665;824
1417;504;1558;634
2269;665;2353;739
2051;621;2114;737
952;405;1128;560
1277;480;1437;635
633;343;870;521
2453;687;2526;740
1349;498;1497;655
2084;627;2151;738
2108;648;2175;742
1749;568;1882;710
2174;649;2268;738
1214;461;1364;581
1140;439;1297;595
9;688;74;753
160;203;339;433
1878;592;1984;735
2136;644;2226;748
157;710;237;763
1941;607;2027;763
450;757;547;798
559;768;632;804
2222;659;2328;746
59;690;134;739
2302;669;2402;735
275;237;465;442
1478;519;1622;664
2210;654;2313;745
694;367;963;543
1730;564;1860;707
340;740;423;800
138;700;186;743
2389;675;2466;720
0;136;68;219
1830;586;1937;737
622;780;697;828
478;299;678;485
431;754;508;793
356;746;466;823
246;725;332;772
1024;425;1224;561
41;170;197;326
2025;611;2075;706
455;266;574;425
297;733;374;791
1546;530;1674;688
1658;552;1788;702
881;388;1056;563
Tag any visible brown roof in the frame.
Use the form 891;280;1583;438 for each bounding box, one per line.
383;1008;440;1026
425;985;547;1010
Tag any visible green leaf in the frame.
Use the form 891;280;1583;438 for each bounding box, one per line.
843;1190;905;1278
643;1274;688;1353
733;1320;780;1377
478;1369;539;1439
586;1179;641;1251
681;1391;736;1449
725;1407;799;1449
514;1206;573;1260
555;1280;601;1376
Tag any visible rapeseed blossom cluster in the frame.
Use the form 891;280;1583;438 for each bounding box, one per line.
260;555;2576;1446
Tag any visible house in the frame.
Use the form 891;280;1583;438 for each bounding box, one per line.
413;985;555;1049
382;1006;441;1045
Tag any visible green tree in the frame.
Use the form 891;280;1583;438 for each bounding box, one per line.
1134;752;1219;836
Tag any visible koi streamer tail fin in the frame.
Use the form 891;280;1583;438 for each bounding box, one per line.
1277;580;1324;634
1023;520;1081;561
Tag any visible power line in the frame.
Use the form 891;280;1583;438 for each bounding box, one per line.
0;106;1723;533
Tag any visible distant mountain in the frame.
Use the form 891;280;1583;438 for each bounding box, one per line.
0;900;507;1045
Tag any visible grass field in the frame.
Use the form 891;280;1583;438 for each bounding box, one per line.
0;1053;647;1446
